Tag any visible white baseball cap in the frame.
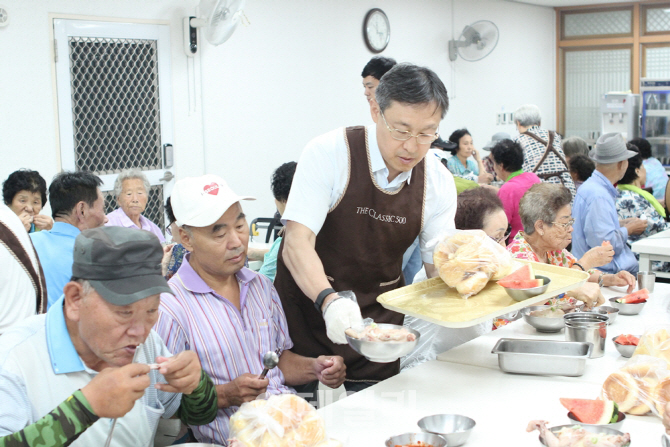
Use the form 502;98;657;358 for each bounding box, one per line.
171;174;255;227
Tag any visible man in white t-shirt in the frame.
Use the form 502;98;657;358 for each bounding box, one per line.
0;203;46;334
274;64;457;395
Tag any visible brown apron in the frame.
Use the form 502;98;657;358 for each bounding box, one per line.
274;126;426;382
523;130;570;185
0;221;47;315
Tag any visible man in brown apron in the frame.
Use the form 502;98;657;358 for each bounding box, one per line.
274;64;457;398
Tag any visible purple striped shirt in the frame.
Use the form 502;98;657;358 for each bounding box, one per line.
154;254;294;444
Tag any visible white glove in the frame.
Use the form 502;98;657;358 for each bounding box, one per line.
323;297;363;344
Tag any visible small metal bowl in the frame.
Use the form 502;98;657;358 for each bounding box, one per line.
521;306;565;333
418;414;476;446
385;432;447;447
501;275;551;302
345;324;420;363
539;424;629;446
612;336;639;358
608;297;647;316
567;411;626;431
595;306;619;324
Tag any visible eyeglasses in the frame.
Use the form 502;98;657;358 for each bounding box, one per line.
550;218;575;230
490;225;512;244
380;111;439;146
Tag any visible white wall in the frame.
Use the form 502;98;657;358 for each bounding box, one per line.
0;0;204;215
0;0;555;222
199;0;557;220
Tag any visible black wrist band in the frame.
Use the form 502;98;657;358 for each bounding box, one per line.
573;262;585;271
315;288;336;312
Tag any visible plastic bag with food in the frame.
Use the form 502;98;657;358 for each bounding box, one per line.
601;353;670;418
228;393;341;447
634;325;670;366
432;229;514;298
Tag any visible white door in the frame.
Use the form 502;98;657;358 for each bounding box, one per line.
54;19;174;232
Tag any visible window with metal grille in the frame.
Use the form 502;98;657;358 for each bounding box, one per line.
69;36;162;174
67;35;165;230
103;185;165;233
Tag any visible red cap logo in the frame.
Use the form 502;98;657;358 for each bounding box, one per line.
203;183;219;196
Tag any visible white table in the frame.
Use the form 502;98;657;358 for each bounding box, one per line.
316;284;670;446
631;228;670;278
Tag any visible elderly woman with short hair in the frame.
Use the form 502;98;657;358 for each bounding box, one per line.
508;183;635;304
105;169;165;242
513;104;576;198
2;169;53;232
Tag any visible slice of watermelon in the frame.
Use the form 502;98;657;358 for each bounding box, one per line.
497;279;542;289
615;334;640;346
499;264;534;282
560;398;616;425
616;297;647;304
618;289;649;302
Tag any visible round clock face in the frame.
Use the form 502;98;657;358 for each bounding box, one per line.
364;9;390;53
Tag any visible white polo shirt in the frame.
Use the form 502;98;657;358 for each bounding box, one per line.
282;125;457;263
0;204;40;334
0;297;180;446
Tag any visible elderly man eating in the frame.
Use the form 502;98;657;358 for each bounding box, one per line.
155;174;347;445
0;226;217;446
572;133;648;275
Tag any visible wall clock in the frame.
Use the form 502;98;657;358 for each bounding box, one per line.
363;8;390;53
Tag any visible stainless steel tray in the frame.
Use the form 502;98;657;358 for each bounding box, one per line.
491;338;592;377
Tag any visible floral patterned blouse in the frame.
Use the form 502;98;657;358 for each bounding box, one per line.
507;232;578;267
615;189;670;243
616;188;670;272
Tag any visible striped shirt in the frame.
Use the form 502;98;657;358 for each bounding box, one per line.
154;254;294;445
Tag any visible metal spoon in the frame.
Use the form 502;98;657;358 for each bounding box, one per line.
258;351;279;379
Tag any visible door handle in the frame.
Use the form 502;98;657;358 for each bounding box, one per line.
159;171;174;182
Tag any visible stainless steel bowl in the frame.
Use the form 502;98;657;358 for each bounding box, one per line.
539;424;629;446
345;324;420;363
502;275;551;302
385;432;447;447
521;306;565;333
609;297;647;316
596;306;619;324
564;312;609;358
612;336;639;358
418;414;476;446
567;411;626;431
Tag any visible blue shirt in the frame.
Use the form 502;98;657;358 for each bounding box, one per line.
643;157;669;201
30;222;80;309
572;170;638;274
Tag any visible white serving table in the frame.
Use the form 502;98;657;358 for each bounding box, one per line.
631;228;670;278
317;284;670;446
